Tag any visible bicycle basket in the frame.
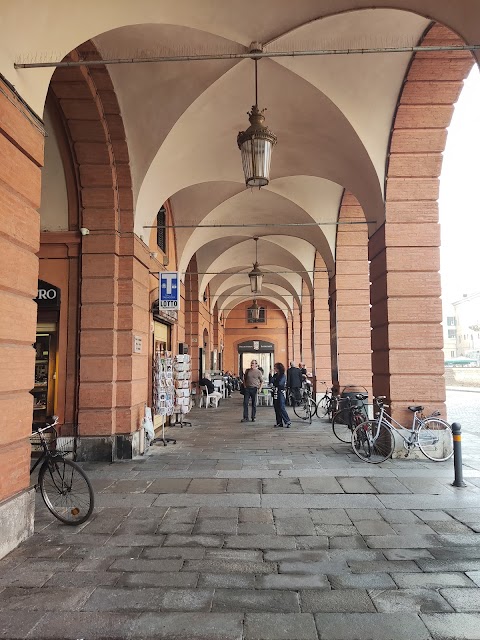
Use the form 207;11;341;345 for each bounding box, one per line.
30;427;57;454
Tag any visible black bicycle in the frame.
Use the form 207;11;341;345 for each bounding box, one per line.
30;416;94;525
316;382;339;419
331;393;369;443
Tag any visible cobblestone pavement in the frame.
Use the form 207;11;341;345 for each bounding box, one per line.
3;396;480;639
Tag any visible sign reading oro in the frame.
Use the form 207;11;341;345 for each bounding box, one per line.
35;280;61;310
159;272;180;310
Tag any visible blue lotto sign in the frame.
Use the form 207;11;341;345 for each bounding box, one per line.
159;272;180;310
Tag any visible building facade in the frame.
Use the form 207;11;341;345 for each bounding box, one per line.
1;2;478;556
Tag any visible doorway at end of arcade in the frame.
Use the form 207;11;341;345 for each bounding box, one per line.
238;340;275;379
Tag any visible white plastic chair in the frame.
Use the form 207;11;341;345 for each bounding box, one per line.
213;379;226;398
199;385;220;408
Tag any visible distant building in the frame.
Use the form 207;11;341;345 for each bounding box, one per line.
452;293;480;362
443;303;457;361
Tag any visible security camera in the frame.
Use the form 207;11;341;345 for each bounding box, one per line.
80;227;90;236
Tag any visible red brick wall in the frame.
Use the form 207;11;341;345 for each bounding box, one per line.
370;24;474;420
0;79;44;501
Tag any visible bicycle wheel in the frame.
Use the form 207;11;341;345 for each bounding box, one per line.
418;418;453;462
309;398;318;418
294;397;311;422
351;420;394;463
317;395;331;418
39;456;94;525
332;408;354;443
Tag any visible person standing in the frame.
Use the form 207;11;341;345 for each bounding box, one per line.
241;359;263;422
272;362;291;428
287;361;302;405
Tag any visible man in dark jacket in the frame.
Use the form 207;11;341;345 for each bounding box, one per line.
287;362;302;405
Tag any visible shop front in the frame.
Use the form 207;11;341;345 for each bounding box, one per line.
238;340;275;378
151;300;176;429
33;280;61;429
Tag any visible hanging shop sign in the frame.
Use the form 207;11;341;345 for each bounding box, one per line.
237;340;274;353
35;280;61;310
159;271;180;310
151;299;178;324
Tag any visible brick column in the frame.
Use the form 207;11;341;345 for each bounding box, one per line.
370;24;472;422
313;259;331;389
287;316;294;364
333;193;372;394
301;281;312;371
0;79;44;556
293;301;301;364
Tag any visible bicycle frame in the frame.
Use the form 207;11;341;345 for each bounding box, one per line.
373;403;424;448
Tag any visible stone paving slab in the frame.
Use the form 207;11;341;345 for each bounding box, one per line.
5;398;480;639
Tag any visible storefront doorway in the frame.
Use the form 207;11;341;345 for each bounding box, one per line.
238;340;275;380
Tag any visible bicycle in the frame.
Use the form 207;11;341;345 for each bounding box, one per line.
290;384;315;423
316;382;339;419
351;397;454;464
331;393;369;443
30;416;94;525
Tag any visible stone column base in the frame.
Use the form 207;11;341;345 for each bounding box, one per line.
76;430;146;462
0;488;35;560
391;427;453;461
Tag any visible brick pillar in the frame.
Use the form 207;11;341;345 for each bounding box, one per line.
370;24;472;422
333;193;372;395
287;316;294;364
301;282;312;371
313;260;331;389
293;301;301;364
0;80;44;556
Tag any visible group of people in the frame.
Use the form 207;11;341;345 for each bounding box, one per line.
241;359;308;428
198;370;240;404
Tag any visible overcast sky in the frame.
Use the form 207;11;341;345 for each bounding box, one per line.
440;65;480;308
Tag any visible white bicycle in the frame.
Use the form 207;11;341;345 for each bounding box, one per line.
351;396;453;464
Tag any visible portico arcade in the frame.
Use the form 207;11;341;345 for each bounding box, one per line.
0;2;477;555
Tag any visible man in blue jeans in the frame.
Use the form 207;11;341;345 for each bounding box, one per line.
241;359;263;422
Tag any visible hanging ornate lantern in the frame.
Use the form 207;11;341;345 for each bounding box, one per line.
250;299;261;322
248;237;264;294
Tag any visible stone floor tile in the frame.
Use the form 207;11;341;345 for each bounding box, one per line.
310;509;351;525
429;547;480;560
0;586;93;610
390;523;436;535
227;479;262;493
440;587;480;611
188;479;228;493
0;610;44;639
198;507;239;519
315;524;358;537
381;509;420;524
224;535;296;549
328;536;367;549
383;549;434;560
130;612;244;639
276;519;316;536
314;612;431;639
107;534;166;547
369;588;453;612
299;478;344;493
393;572;476;588
244;613;318;639
109;558;184;573
365;534;441;549
198;573;255;588
256;574;330;589
141;546;204;559
212;588;300;612
413;510;454;522
117;572;199;588
161;588;215;611
193;519;238;535
299;589;375;613
262;478;303;494
0;567;53;588
465;571;480;586
427;520;474;534
447;509;480;523
437;534;480;547
354;520;396;536
206;549;263;561
239;508;273;523
164;534;224;547
160;507;198;523
104;479;153;493
273;508;310;519
183;559;276;574
238;522;277;535
336;477;377;494
328;573;397;589
156;522;194;534
348;559;421;573
417;558;480;573
421;613;480;640
264;550;328;562
280;560;348;575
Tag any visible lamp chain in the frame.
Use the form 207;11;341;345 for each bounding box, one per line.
254;59;258;106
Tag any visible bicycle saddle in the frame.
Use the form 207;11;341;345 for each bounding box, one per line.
408;405;423;412
355;393;368;400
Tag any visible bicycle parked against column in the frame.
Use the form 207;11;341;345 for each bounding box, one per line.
331;393;369;442
316;382;339;419
290;380;317;423
351;396;453;464
30;416;94;525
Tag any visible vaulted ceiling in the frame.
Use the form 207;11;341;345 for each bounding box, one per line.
3;0;478;316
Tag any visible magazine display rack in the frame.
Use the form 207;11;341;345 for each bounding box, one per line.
152;347;177;446
172;353;193;427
